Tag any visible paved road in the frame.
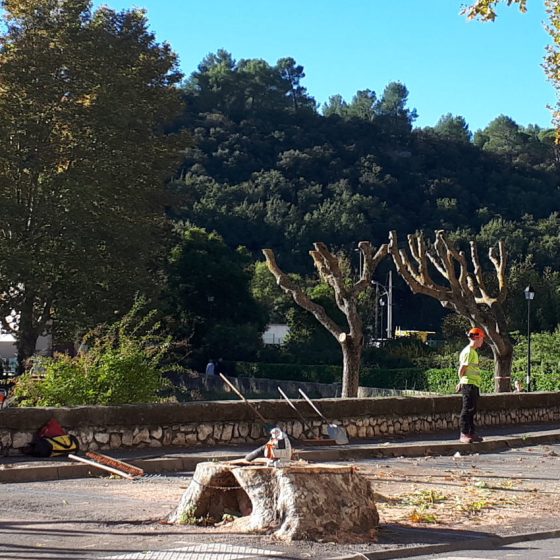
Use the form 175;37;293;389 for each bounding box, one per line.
0;473;311;560
411;536;560;560
1;444;560;560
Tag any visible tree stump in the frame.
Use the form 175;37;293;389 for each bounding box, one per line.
170;461;379;542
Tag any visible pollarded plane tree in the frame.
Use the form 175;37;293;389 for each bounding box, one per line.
389;230;513;392
263;241;388;398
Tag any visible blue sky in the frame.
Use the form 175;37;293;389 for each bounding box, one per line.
95;0;554;132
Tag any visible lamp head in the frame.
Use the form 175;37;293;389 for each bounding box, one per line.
524;285;535;301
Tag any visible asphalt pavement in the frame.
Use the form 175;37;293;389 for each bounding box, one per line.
402;535;560;560
2;423;560;560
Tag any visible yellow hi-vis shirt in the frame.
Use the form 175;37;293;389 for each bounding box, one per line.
459;344;481;387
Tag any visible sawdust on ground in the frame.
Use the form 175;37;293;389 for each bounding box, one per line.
356;445;560;534
2;446;560;559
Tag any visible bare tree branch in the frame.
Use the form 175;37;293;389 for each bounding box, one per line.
262;248;343;340
489;241;508;304
389;229;513;392
389;231;450;301
353;241;388;295
263;241;387;397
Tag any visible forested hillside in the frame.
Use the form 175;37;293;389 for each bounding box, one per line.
165;50;560;336
2;0;559;368
5;2;560;400
169;52;557;264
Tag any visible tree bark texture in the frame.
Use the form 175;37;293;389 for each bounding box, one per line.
341;339;362;398
170;461;379;542
16;297;41;374
492;345;514;393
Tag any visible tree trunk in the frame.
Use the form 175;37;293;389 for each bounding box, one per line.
262;243;387;400
492;345;513;393
170;461;379;542
16;300;40;374
341;339;362;398
16;330;39;375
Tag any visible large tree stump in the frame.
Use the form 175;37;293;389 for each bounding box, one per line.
170;461;379;542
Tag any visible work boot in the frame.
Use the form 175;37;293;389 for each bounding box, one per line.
470;434;484;442
459;433;473;443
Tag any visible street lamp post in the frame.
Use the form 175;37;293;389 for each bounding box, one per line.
372;274;393;340
379;298;385;341
356;249;363;279
524;285;535;392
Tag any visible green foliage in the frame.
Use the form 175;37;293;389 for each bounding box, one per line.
231;326;560;394
430;113;472;143
360;367;426;389
462;0;526;22
233;360;489;393
505;262;560;333
440;315;472;349
12;298;170;407
363;338;436;369
392;329;560;393
163;226;267;367
184;49;316;118
419;368;495;394
236;361;341;384
251;261;294;322
2;15;559;373
0;0;186;365
511;329;560;391
173;49;559;334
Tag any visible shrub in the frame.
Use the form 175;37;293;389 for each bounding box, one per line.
235;361;341;384
12;297;171;407
360;367;426;390
506;329;560;391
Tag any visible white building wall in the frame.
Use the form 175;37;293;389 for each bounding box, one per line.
262;323;290;345
0;333;52;359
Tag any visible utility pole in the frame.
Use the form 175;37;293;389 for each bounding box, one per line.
374;283;379;340
387;271;393;339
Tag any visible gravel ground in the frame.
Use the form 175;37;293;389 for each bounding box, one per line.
1;444;559;559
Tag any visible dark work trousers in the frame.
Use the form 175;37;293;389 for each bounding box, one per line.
460;384;480;435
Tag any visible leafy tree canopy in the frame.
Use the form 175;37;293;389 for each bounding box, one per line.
163;226;268;366
168;49;560;344
0;0;186;365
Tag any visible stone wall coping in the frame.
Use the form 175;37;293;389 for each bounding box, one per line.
0;391;557;430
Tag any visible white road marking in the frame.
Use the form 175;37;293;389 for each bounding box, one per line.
102;541;288;560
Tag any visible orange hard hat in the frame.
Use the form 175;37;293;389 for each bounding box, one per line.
468;327;485;339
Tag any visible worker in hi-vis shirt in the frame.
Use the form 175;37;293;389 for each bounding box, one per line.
457;327;485;444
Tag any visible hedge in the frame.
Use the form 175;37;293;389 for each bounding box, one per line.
234;362;560;394
235;358;560;394
235;361;341;384
236;362;449;391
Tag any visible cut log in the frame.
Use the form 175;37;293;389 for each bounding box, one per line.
85;451;144;477
170;461;379;542
68;454;135;480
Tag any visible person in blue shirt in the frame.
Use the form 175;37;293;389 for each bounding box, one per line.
205;359;215;380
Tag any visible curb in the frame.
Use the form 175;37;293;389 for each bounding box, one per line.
326;528;560;559
0;453;243;483
2;430;560;483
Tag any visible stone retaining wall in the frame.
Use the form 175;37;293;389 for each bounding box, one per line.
1;392;559;455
